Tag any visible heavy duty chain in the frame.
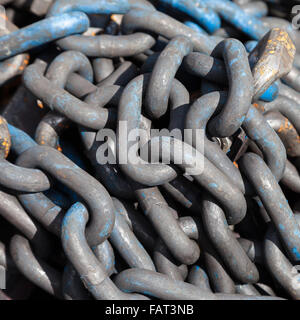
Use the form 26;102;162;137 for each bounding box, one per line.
0;0;299;301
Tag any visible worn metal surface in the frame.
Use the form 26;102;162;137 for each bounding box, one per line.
0;0;299;301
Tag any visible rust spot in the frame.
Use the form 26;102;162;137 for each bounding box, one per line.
37;100;44;109
278;118;293;133
111;14;119;24
253;102;265;112
0;14;8;21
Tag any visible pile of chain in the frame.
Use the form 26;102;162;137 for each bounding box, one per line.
0;0;300;300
